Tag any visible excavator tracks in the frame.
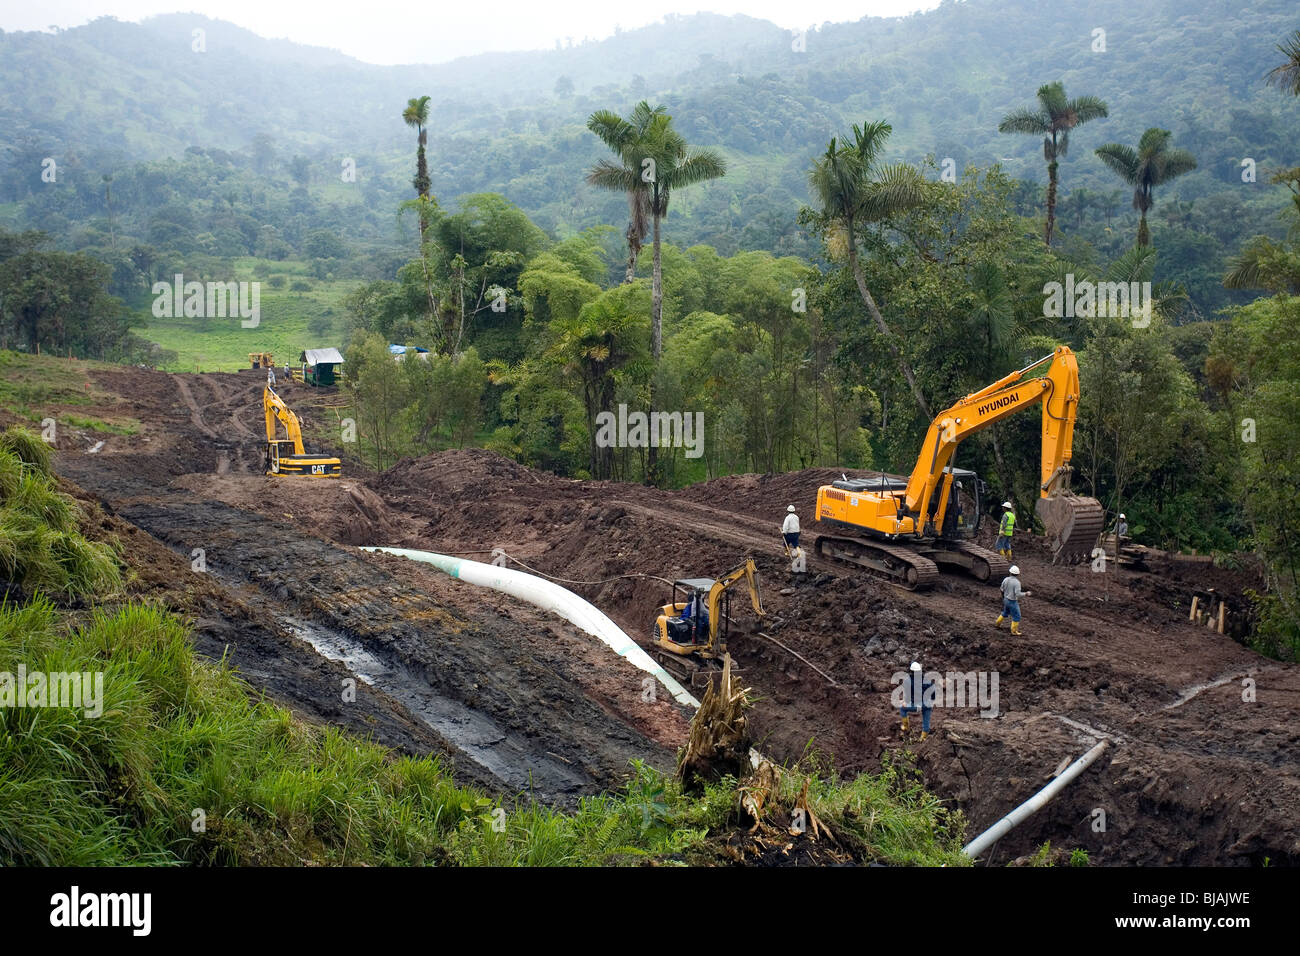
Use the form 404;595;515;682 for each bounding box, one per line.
814;535;941;591
1036;495;1106;565
921;540;1010;582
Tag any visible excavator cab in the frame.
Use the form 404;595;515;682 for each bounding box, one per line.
937;468;987;539
651;558;764;686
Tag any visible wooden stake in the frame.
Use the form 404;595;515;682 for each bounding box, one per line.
1217;602;1226;635
1189;596;1199;621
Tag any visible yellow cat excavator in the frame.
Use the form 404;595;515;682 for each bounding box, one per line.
651;557;764;685
263;384;342;477
815;346;1103;589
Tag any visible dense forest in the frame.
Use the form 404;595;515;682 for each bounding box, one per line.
3;0;1298;316
2;1;1299;659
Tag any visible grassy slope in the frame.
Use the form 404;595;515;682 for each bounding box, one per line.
0;351;140;435
139;261;354;373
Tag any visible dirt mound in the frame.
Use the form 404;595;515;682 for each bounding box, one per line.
40;368;1300;864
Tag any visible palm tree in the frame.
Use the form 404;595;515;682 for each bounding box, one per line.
586;103;726;357
1095;129;1197;248
586;102;665;284
403;95;432;202
587;104;726;484
1266;30;1300;96
808;120;932;418
402;94;439;342
998;82;1109;247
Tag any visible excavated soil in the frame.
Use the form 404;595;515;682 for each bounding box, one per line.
34;365;1300;863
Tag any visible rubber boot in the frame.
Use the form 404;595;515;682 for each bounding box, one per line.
995;615;1004;627
919;731;928;741
1011;621;1021;636
901;716;910;733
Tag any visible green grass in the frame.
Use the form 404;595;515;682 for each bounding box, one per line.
0;352;144;438
0;351;99;422
0;592;970;866
0;426;122;599
62;415;140;436
139;278;357;373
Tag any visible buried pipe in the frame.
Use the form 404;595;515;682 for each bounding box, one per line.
361;547;700;709
962;739;1109;861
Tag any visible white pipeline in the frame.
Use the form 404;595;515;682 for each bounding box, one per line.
962;739;1109;860
361;547;700;709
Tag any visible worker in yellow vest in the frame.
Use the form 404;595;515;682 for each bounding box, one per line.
996;501;1016;559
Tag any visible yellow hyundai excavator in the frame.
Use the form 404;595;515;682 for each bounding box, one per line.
263;384;342;477
815;346;1103;589
652;557;764;685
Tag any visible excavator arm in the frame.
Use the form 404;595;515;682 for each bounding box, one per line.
264;384;306;455
707;557;764;627
900;346;1100;561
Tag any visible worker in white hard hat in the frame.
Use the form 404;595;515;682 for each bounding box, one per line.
899;661;935;740
995;565;1032;636
1116;512;1129;539
782;504;801;551
996;501;1016;560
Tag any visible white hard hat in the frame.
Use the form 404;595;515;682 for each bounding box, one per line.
1119;513;1126;519
1002;501;1013;509
910;661;921;672
787;504;796;512
1009;565;1020;575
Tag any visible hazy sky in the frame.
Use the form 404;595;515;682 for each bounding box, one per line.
4;1;942;64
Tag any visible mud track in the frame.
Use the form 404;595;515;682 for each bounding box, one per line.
42;366;1300;862
54;369;680;806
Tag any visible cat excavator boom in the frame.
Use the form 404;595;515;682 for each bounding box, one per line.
815;345;1103;589
263;384;342;477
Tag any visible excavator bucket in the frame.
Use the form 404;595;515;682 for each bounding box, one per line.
1035;495;1105;565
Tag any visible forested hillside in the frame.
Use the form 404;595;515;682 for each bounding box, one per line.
3;0;1298;316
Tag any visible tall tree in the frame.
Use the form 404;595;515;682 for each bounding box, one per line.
403;95;432;203
998;81;1109;247
402;95;438;341
1095;128;1197;248
585;102;664;284
808;120;932;418
1266;30;1300;96
586;102;725;483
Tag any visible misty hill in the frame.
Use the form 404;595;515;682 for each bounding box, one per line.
2;0;1298;313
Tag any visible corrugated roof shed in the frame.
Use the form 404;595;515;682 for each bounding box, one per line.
301;348;344;365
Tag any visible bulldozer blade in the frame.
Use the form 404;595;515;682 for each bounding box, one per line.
1035;495;1105;565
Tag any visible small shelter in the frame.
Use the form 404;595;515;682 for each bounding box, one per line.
300;348;344;386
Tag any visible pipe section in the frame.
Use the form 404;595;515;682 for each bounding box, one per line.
361;547;700;709
963;739;1109;860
